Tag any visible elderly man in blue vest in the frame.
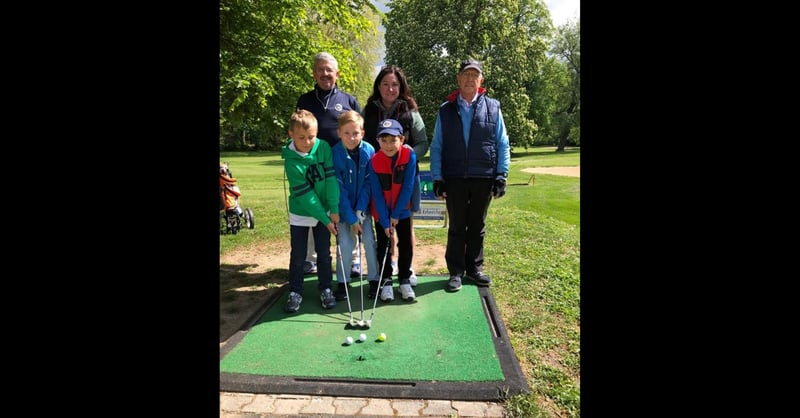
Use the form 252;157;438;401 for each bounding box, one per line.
429;58;511;292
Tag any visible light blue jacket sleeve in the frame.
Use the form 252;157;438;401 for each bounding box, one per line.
495;108;510;175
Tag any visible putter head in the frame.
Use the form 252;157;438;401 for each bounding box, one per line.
364;320;372;328
349;318;358;327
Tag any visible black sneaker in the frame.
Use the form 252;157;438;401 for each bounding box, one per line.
367;281;380;299
447;275;462;292
334;282;351;301
284;291;303;313
320;288;337;309
465;271;492;287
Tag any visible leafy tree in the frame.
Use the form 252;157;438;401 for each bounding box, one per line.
351;10;385;106
526;56;569;146
220;0;379;150
520;18;579;149
383;0;554;150
550;18;580;150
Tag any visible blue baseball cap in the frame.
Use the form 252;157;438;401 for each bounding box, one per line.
376;119;403;138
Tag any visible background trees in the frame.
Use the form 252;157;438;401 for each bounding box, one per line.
220;0;579;151
220;0;379;150
384;0;579;150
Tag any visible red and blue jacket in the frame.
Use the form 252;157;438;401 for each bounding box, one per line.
368;144;417;228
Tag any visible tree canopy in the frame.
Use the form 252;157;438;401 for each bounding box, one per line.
383;0;578;149
219;0;579;151
220;0;379;149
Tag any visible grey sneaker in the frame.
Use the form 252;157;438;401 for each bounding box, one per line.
399;284;415;301
320;288;336;309
465;271;492;287
447;275;462;292
408;270;418;287
284;291;303;313
380;284;394;302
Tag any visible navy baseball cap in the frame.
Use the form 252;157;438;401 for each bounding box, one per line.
376;119;403;138
459;58;483;75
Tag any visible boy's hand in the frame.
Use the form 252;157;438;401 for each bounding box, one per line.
330;213;340;224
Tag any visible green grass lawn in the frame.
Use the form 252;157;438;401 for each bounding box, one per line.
219;146;580;417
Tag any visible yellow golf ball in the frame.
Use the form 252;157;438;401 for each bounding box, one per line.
378;332;386;341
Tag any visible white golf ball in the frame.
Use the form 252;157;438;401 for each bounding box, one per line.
358;333;367;342
345;336;354;345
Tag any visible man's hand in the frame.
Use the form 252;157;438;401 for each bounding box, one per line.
433;180;446;199
492;178;507;198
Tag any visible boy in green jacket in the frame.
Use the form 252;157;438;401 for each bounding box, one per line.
281;109;341;313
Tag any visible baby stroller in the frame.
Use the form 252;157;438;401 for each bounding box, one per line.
220;162;254;234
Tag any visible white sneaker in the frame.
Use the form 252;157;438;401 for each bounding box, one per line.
400;284;415;301
408;270;417;287
380;285;394;302
391;260;399;276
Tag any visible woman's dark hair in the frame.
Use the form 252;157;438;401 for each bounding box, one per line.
367;65;418;110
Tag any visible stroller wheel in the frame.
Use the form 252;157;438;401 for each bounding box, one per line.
245;208;255;229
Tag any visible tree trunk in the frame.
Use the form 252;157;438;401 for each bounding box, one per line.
556;125;569;152
556;136;567;152
241;130;247;148
556;100;577;152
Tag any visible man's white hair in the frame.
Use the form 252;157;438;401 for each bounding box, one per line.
313;52;338;70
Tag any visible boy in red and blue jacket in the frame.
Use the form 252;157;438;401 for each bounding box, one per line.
368;119;417;303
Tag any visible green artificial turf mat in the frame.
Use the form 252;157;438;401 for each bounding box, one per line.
220;275;529;400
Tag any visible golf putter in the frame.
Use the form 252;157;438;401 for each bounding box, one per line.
356;231;366;328
335;234;357;327
365;227;393;329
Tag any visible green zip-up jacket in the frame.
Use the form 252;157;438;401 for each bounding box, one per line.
281;138;340;225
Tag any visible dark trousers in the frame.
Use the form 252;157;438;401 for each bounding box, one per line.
443;177;494;276
375;217;413;284
289;223;332;294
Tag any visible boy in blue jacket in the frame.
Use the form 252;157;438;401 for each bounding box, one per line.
331;111;379;301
